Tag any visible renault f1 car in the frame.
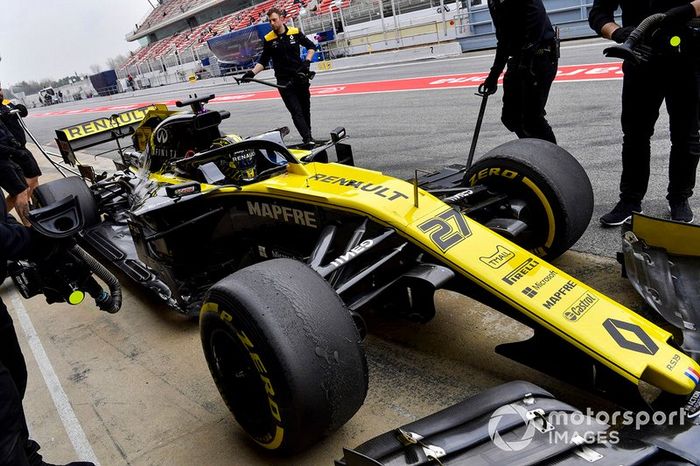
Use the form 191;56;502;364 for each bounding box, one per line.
30;93;700;454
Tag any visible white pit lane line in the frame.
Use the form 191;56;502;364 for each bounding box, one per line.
10;292;100;466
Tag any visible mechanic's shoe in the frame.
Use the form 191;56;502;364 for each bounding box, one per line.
669;198;694;223
300;139;315;150
599;200;642;226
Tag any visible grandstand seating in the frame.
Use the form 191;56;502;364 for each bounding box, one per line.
123;0;337;70
123;42;157;69
316;0;352;15
135;0;213;34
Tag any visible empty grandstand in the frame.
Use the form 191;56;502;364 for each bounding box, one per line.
122;0;318;79
119;0;446;82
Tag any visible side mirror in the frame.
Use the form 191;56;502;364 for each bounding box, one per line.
330;127;346;143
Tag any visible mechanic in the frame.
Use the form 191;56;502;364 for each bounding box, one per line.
590;0;700;225
0;196;92;466
479;0;559;144
0;91;41;225
0;119;31;225
242;8;318;148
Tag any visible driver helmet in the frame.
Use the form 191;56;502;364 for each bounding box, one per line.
223;150;257;182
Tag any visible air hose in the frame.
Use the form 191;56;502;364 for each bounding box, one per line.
71;245;122;313
604;13;666;63
625;13;666;48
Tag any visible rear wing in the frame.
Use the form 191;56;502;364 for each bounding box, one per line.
54;104;171;165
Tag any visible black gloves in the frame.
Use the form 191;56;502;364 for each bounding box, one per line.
0;104;27;118
241;70;255;82
478;68;500;95
611;26;635;44
295;59;313;84
298;59;311;74
15;104;28;118
662;3;697;28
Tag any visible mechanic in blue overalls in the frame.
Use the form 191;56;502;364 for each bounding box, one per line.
0;199;92;466
590;0;700;226
479;0;559;144
242;7;318;148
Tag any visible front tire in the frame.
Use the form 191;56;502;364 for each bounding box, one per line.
199;258;367;453
465;139;593;260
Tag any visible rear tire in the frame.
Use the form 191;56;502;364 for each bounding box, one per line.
199;258;367;453
33;176;99;227
465;139;593;260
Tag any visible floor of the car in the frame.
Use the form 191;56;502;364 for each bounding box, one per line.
82;221;174;305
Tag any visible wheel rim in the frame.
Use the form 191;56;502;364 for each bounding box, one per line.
474;177;554;254
209;327;272;437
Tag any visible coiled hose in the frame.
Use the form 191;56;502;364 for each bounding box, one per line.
625;13;666;48
71;245;122;313
604;13;666;63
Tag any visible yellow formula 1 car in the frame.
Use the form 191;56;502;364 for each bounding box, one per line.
26;94;699;453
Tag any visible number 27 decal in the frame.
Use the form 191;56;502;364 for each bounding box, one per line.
418;209;472;252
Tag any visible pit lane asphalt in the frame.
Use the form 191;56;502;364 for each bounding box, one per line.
6;38;670;464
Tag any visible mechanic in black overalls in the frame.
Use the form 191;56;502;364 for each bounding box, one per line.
0;119;30;225
0;92;41;224
243;8;318;147
590;0;700;225
0;200;91;466
479;0;559;144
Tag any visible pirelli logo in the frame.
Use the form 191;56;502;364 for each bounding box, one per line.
563;292;599;322
502;258;539;285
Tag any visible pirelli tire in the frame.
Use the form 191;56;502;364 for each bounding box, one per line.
32;176;99;227
199;258;368;453
465;139;593;260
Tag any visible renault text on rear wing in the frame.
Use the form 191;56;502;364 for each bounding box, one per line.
54;104;164;164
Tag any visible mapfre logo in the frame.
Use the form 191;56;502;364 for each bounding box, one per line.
479;245;515;269
542;281;577;310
